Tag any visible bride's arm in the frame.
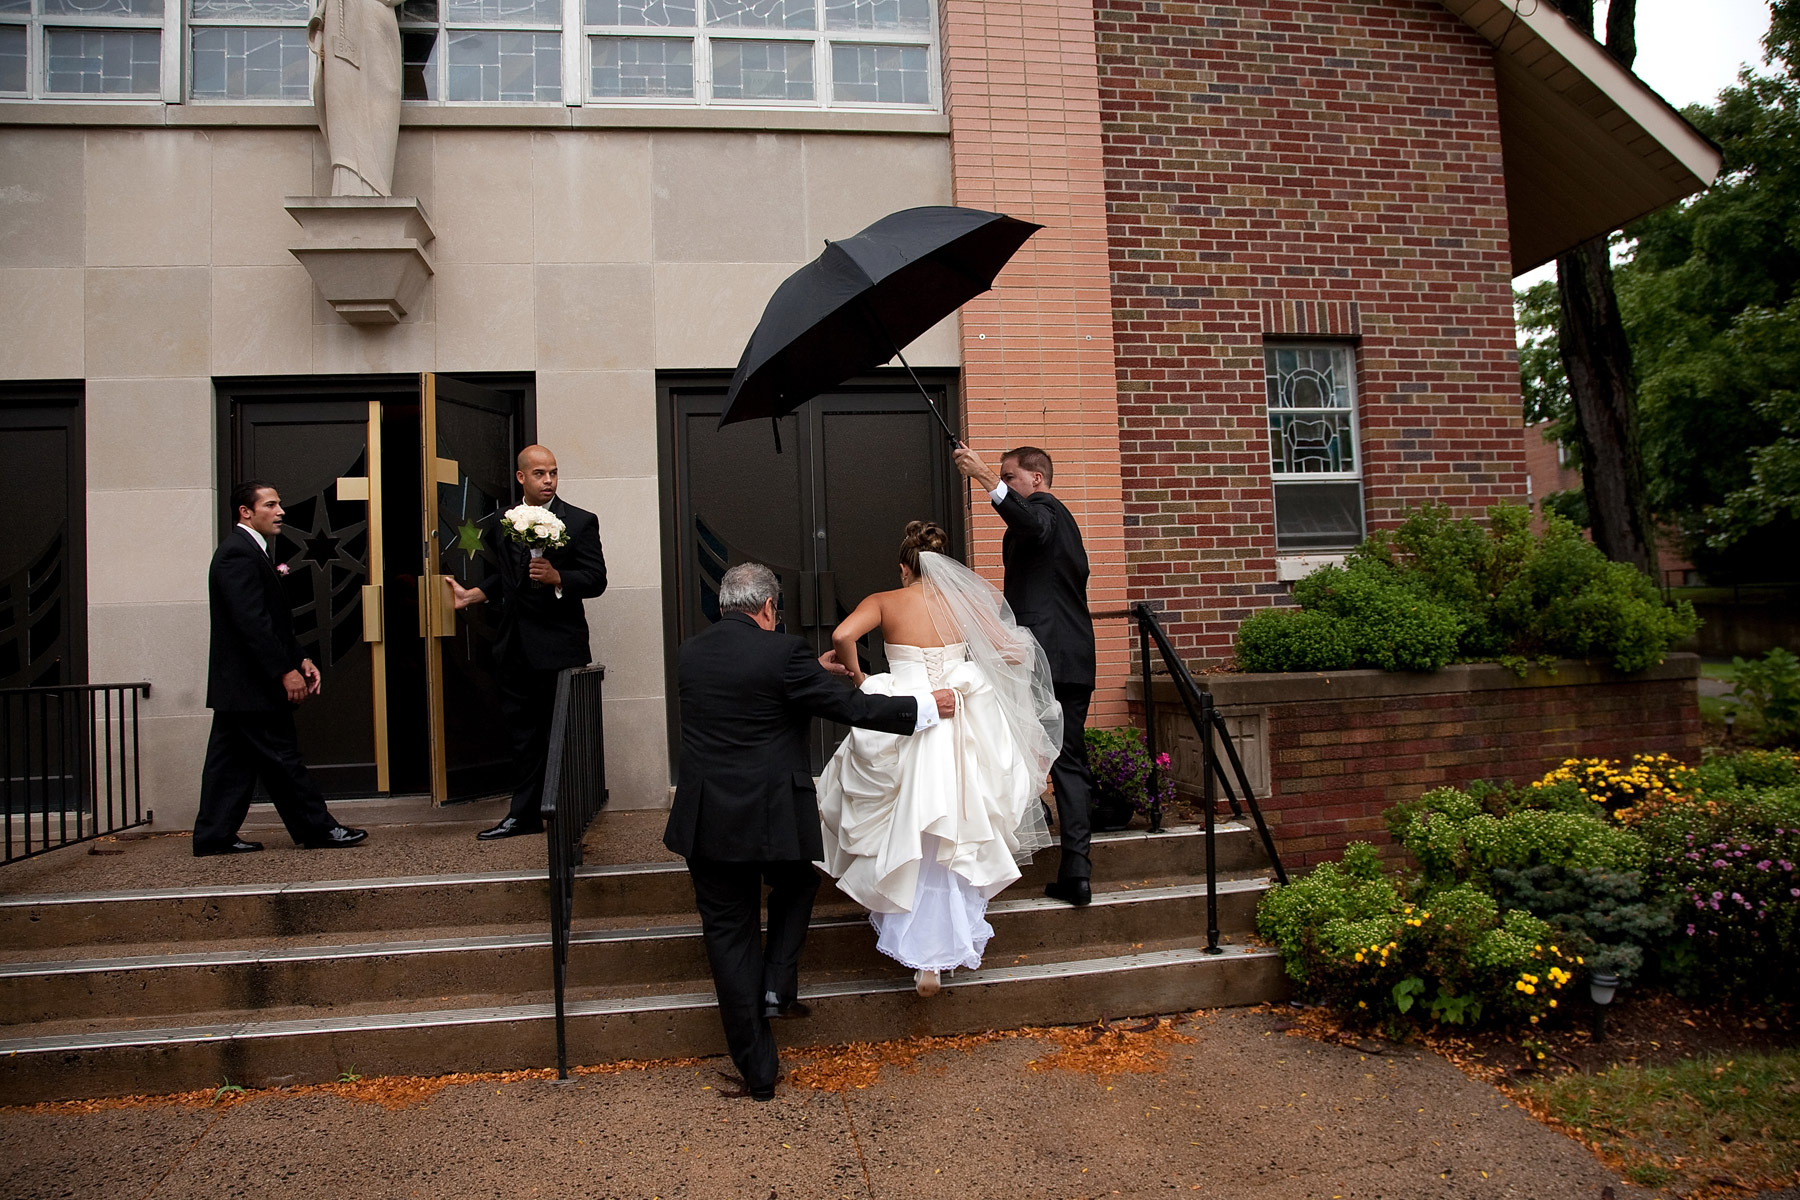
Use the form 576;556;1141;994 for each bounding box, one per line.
831;595;884;687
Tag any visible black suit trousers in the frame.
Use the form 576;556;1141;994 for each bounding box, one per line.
1050;683;1095;881
193;710;337;853
686;858;819;1092
499;659;560;826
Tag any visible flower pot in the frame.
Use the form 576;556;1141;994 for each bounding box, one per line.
1090;790;1135;832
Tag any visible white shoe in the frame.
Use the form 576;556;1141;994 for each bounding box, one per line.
914;969;940;997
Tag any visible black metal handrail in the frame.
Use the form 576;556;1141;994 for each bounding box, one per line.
2;682;153;866
541;663;608;1080
1108;603;1286;952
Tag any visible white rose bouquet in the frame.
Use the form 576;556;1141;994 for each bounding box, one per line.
501;503;569;558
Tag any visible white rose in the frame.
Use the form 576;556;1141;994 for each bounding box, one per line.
513;518;529;531
533;523;552;538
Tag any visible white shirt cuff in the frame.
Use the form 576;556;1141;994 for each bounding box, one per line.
989;480;1009;505
911;693;941;732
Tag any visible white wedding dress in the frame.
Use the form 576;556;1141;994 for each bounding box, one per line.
816;553;1061;975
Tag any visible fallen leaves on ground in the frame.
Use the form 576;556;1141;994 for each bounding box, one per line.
785;1015;1199;1093
7;1055;709;1116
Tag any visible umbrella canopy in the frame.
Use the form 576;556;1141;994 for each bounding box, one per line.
718;205;1042;431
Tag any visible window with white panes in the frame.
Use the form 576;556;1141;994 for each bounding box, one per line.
1264;343;1366;552
2;0;177;98
586;0;933;105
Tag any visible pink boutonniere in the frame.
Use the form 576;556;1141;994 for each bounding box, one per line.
276;563;290;576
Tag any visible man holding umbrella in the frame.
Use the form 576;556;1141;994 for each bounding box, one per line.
953;444;1097;906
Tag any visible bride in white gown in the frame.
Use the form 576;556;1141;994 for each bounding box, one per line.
816;522;1062;995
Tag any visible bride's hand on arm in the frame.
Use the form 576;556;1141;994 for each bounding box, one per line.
831;596;883;688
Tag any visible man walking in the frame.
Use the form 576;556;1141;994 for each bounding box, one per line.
665;562;955;1100
450;444;607;840
193;481;367;856
953;444;1097;905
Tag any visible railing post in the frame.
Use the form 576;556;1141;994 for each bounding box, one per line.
1136;605;1163;834
1200;686;1221;954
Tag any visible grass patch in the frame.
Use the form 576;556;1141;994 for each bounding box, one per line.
1519;1050;1800;1193
1699;659;1739;682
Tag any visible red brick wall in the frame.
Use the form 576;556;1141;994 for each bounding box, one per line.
942;0;1133;721
1095;0;1531;667
1198;659;1702;870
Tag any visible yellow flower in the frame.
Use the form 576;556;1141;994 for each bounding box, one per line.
1548;1000;1558;1008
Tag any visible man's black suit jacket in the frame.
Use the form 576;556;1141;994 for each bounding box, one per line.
995;488;1097;688
206;527;305;713
475;495;609;672
664;613;920;863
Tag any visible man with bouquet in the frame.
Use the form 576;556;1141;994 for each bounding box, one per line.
449;445;608;840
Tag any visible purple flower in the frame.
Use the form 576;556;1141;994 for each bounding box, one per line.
1713;891;1724;900
1758;861;1772;871
1686;924;1695;935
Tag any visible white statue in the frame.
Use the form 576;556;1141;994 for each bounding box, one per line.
308;0;406;197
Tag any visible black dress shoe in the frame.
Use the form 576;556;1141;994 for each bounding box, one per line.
194;839;263;858
1044;879;1092;907
477;816;543;841
762;993;812;1020
304;826;368;849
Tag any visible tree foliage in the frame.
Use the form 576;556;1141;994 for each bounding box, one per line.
1519;2;1800;580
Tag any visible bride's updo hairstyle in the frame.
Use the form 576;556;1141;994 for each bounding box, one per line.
898;520;949;577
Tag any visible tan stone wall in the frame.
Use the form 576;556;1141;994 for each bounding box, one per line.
0;122;955;830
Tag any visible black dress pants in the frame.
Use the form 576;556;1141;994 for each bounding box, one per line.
686;857;820;1092
1050;683;1095;882
498;659;560;827
193;709;337;853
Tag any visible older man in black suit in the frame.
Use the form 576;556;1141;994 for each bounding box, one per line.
192;480;367;856
665;562;955;1101
953;443;1098;906
450;444;608;841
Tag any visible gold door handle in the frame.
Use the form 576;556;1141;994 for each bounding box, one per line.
361;583;383;643
428;572;457;636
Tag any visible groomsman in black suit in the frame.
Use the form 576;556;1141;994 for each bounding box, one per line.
953;444;1098;905
450;444;608;840
192;481;367;856
665;562;955;1100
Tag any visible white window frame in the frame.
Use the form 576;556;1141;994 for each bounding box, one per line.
398;0;568;106
3;0;180;101
582;0;937;110
1264;340;1366;554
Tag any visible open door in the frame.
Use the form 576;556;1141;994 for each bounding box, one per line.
420;373;518;805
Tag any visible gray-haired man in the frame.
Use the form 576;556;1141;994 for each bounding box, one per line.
664;563;955;1100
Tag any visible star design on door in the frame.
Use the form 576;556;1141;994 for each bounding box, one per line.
456;517;485;557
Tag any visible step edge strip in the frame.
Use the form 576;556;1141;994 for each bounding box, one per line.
0;946;1281;1055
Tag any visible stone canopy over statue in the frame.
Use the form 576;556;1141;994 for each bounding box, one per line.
308;0;406;197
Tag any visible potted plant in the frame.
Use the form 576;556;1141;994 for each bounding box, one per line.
1083;727;1175;831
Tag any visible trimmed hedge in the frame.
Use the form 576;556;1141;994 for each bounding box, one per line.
1236;503;1699;674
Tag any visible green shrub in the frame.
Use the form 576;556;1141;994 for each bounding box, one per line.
1234;607;1356;672
1629;755;1800;1002
1234;502;1699;675
1724;647;1800;746
1386;785;1644;892
1255;844;1580;1034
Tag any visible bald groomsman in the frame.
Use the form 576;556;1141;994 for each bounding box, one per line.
450;445;608;840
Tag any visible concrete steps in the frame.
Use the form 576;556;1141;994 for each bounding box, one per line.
0;823;1286;1103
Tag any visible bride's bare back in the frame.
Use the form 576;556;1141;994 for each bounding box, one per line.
831;582;946;684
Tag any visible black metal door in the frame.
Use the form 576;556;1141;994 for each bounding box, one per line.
421;374;518;804
663;375;960;771
0;387;83;690
232;398;380;797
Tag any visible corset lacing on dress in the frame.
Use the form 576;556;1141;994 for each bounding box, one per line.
885;643;966;687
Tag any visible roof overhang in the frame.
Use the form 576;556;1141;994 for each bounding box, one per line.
1438;0;1724;275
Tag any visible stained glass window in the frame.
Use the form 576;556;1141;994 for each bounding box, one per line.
45;26;160;92
1265;343;1364;551
590;35;692;97
190;25;309;97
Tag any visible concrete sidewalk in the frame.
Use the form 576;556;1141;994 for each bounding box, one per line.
0;1007;1642;1200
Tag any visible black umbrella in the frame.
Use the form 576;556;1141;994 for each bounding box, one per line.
718;205;1043;445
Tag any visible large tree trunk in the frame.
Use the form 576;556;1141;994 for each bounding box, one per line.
1549;0;1658;575
1557;238;1657;574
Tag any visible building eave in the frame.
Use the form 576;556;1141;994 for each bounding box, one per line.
1439;0;1724;275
